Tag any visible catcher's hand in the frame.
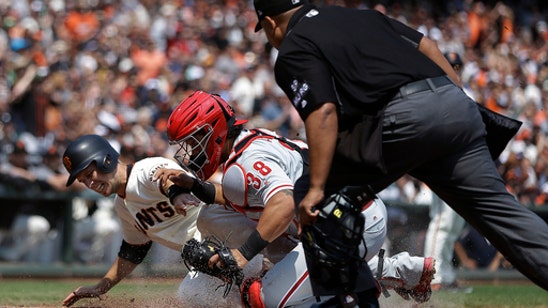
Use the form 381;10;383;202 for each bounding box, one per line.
154;168;196;190
182;237;244;297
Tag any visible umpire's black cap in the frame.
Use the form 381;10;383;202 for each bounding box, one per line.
254;0;308;32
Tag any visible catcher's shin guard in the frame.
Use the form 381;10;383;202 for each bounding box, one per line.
241;277;265;308
300;186;370;296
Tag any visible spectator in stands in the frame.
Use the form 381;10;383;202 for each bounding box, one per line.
0;0;547;272
0;140;54;263
454;225;512;272
71;196;121;265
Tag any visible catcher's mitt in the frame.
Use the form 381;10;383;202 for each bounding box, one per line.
182;236;244;297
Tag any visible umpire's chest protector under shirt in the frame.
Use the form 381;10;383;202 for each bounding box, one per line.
274;5;445;119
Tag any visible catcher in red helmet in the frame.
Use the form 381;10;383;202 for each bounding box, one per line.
157;91;437;307
167;90;248;181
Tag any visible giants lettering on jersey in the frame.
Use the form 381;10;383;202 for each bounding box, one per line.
133;201;176;234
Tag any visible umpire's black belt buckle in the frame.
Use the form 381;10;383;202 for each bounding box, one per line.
394;75;452;99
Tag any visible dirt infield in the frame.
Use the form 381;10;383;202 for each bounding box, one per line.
0;277;182;308
1;276;547;308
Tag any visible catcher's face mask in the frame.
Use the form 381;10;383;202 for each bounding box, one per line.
300;186;369;296
171;126;214;180
167;90;247;181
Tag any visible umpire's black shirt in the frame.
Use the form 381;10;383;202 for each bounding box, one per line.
274;4;445;119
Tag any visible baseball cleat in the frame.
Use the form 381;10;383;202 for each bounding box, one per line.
393;257;436;303
409;257;436;303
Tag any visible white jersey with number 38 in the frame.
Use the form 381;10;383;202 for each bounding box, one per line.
222;128;307;236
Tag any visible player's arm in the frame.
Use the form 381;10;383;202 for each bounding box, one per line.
298;102;338;227
417;36;461;87
93;256;140;293
63;241;152;307
240;189;295;257
218;189;295;270
155;168;225;205
255;189;295;242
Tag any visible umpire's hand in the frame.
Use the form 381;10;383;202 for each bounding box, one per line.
297;188;324;233
63;285;105;307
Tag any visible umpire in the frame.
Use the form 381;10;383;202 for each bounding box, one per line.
253;0;548;305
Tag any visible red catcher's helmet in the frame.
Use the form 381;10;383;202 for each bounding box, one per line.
167;91;247;180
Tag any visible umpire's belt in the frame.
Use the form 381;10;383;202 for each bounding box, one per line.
393;75;452;99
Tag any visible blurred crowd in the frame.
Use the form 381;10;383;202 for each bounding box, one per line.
0;0;547;266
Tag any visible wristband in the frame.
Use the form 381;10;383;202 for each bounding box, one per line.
191;178;216;204
168;185;190;205
238;229;270;261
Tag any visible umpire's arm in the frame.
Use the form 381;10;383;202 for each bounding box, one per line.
418;36;462;87
297;102;338;227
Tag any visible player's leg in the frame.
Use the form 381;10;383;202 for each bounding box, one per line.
196;203;257;247
359;197;387;261
423;198;465;288
362;196;435;303
258;243;325;308
177;254;265;307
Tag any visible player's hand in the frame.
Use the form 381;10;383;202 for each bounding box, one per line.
154;168;183;187
297;188;323;232
172;193;200;216
209;248;248;270
154;168;195;189
62;285;105;307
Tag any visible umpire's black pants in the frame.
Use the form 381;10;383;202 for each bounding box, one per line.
313;80;548;291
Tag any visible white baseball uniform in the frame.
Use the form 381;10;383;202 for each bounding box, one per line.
109;156;262;307
423;194;465;286
114;157;201;251
180;129;427;307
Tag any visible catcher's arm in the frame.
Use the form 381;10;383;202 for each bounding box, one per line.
154;168;225;205
210;189;295;270
254;189;295;243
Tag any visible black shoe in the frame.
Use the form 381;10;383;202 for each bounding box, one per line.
311;296;338;308
354;288;380;308
310;293;364;308
311;294;358;308
311;289;379;308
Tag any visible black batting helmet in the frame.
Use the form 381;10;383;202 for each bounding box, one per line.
63;134;120;187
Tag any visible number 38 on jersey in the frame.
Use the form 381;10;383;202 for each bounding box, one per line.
246;161;272;189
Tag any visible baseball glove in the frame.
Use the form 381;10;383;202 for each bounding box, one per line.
182;236;244;297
